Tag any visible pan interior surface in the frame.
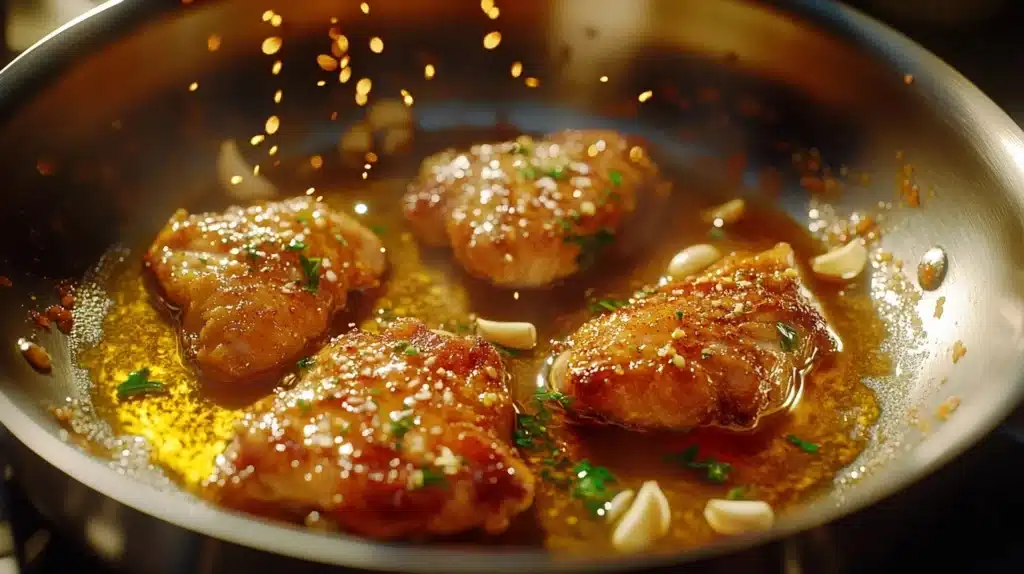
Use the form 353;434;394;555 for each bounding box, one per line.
0;0;1022;571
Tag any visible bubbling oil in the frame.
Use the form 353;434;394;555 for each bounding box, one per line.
76;139;884;555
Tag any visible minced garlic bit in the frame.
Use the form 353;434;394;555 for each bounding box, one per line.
952;340;967;364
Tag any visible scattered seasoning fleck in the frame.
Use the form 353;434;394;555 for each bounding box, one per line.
369;224;386;236
416;467;447;489
17;338;51;372
286;239;307;251
952;341;967;364
936;396;961;421
934;296;946;319
116;368;166;400
675;311;684;320
296;399;312;413
608;169;622;187
0;276;11;287
524;77;540;88
483;31;502;49
666;445;732;483
261;36;283;55
389;414;415;443
360;2;370;14
207;34;221;51
188;82;199;92
776;322;798;352
571;461;617;515
317;54;338;71
589;298;627;313
638;90;653;103
424;64;436;79
786;434;820;454
297;356;315;370
271;60;282;75
904;73;914;85
510;61;523;78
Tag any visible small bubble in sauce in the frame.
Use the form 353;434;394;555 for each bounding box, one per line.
917;247;947;291
18;338;52;373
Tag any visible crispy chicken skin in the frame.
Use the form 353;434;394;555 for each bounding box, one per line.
145;197;386;386
203;319;535;539
403;130;667;287
551;243;835;431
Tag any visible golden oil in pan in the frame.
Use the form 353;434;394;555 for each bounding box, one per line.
76;147;883;553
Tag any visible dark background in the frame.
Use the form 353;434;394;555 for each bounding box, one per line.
0;1;1021;573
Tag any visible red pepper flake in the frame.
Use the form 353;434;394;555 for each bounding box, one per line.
0;276;11;287
28;310;51;329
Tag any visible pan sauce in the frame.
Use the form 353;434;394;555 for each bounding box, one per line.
74;136;886;554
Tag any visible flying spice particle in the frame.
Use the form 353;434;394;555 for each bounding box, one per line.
638;90;653;102
483;31;502;50
272;60;282;75
339;68;352;83
270;14;282;27
230;175;242;185
370;37;384;53
511;61;522;78
265;115;280;135
424;64;436;79
188;82;199;92
356;78;372;95
401;89;414;106
335;35;349;54
262;36;283;55
207;34;221;51
310;155;324;169
250;135;264;145
261;10;274;22
273;89;283;103
600;75;609;83
355;93;368;106
360;2;370;14
525;77;540;88
269;145;279;156
317;54;339;71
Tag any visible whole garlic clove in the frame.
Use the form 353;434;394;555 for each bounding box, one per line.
810;240;868;281
667;244;722;279
611;481;670;553
604;489;635;524
703;499;775;535
475;318;537;350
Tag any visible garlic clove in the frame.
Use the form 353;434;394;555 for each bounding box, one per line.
667;244;722;279
475;318;537;350
703;499;775;535
605;489;635;524
611;481;670;553
810;240;868;281
703;198;745;225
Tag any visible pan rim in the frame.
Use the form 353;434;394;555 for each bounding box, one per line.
1;0;1023;571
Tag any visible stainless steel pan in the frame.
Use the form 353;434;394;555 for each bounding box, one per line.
0;0;1023;572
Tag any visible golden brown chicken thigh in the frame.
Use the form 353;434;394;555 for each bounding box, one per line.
551;243;836;431
403;130;668;287
203;319;535;539
145;196;386;386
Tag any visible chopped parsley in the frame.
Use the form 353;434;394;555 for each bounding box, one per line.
571;460;618;515
666;445;733;483
535;389;573;409
726;485;748;500
565;228;615;270
299;254;322;293
369;224;387;236
286;239;306;251
403;346;420;356
511;141;531;155
608;169;623;187
708;227;725;240
393;340;420;356
543;166;566;180
786;434;820;454
296;215;310;224
390;414;415;444
589;298;627;314
334;233;349;246
417;467;448;489
296;399;312;413
518;166;537;180
296;356;315;370
776;322;799;352
675;311;684;320
116;368;166;400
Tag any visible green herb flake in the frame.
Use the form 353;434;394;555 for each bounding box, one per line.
390;414;415;442
403;345;420;356
417;467;448;489
299;255;322;293
244;244;262;262
116;368;167;400
776;322;799;352
701;348;714;360
566;228;615;269
285;239;306;251
726;486;748;500
493;344;522;358
786;434;820;454
296;399;312;413
608;169;623;187
666;445;733;484
518;166;537;180
296;215;310;224
296;356;315;370
675;310;684;320
708;227;725;240
571;460;617;516
369;224;387;236
545;166;565;180
334;233;349;247
535;389;573;409
590;298;627;314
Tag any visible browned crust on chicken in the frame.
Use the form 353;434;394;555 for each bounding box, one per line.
403;130;667;287
555;243;836;431
145;197;386;386
203;319;534;539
